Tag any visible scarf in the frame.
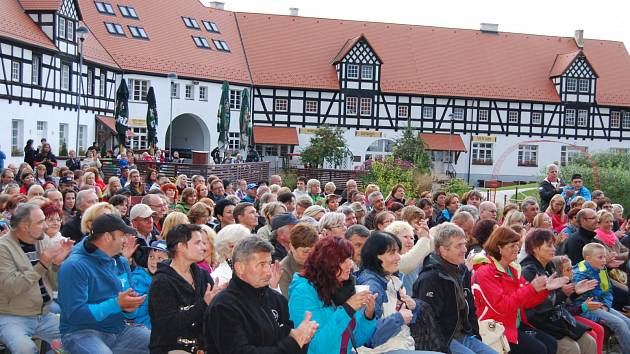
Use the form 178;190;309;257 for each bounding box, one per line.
595;228;616;247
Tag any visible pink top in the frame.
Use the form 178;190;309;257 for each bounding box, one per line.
196;261;213;274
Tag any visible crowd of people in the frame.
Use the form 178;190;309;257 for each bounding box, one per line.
0;147;629;354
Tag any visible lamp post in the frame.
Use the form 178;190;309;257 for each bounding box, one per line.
448;113;454;177
167;72;177;159
74;26;89;153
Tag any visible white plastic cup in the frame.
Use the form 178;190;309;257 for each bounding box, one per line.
355;284;370;293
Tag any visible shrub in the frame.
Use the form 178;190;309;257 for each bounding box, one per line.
440;178;472;197
359;156;430;199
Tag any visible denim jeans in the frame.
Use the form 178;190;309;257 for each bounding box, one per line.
582;308;630;354
0;312;60;354
62;325;150;354
450;335;498;354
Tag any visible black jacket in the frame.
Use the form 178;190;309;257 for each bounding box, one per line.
61;213;84;242
539;179;562;212
414;253;478;345
65;158;81;171
149;261;213;354
520;254;590;340
204;273;303;354
563;227;597;264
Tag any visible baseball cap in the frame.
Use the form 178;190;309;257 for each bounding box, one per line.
59;177;74;185
130;203;156;221
246;183;258;190
144;240;168;253
91;214;136;235
271;212;299;231
325;193;340;200
119;159;129;169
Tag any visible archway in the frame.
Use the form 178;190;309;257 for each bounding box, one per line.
165;113;211;156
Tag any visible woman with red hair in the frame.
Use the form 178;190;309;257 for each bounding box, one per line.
288;237;377;353
41;201;67;244
161;183;179;209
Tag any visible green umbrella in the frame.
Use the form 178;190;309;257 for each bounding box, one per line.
239;88;251;148
114;79;129;151
217;81;230;150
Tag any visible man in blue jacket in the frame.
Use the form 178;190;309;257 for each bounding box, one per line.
58;213;150;354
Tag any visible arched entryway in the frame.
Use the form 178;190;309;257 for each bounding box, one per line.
165;113;211;155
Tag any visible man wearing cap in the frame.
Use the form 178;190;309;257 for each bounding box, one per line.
61;189;99;242
0;203;74;353
58;213;149;354
130;203;157;268
234;202;260;232
243;183;257;203
58;176;76;192
270;212;298;262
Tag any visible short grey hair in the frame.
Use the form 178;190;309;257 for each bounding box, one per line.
455;206;478;222
521;197;539;212
76;189;97;212
318;212;345;232
576;208;596;225
215;224;251;262
546;164;559;173
432;222;466;251
479;201;496;212
232;236;274;264
345;224;369;239
10;203;40;229
339;206;355;217
367;191;383;204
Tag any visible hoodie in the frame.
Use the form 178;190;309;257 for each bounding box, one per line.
58;239;135;335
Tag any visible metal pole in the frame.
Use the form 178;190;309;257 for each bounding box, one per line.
75;36;85;153
167;72;177;159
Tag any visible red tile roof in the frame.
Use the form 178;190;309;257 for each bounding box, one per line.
253;126;298;145
77;0;251;83
236;13;630;106
549;50;581;77
420;133;466;152
2;0;57;49
18;0;61;11
96;115;135;136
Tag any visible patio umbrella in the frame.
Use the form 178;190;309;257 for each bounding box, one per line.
145;86;158;155
217;81;230;153
239;88;251;148
114;79;129;154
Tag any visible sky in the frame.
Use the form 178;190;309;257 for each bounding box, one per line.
209;0;630;48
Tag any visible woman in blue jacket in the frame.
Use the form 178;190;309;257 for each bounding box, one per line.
289;236;377;354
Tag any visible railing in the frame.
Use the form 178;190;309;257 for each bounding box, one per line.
284;168;367;188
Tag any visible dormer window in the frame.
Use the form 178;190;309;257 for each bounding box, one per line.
347;64;359;79
119;5;138;19
183;17;200;30
566;78;577;92
95;2;115;15
579;79;589;93
203;21;219;33
361;65;373;80
105;22;125;36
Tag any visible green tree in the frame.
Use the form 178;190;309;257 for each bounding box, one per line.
392;127;432;173
300;125;352;168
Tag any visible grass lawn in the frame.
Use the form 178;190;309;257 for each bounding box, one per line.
510;189;540;203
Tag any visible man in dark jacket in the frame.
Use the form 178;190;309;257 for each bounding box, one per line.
414;223;495;354
204;236;318;353
539;163;563;211
563;208;598;264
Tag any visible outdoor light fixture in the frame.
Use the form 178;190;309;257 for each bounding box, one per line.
74;26;89;153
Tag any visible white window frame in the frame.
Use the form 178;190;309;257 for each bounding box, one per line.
397;105;409;118
11;61;20;82
578;79;589;93
359;97;372;117
170;82;179;98
11;119;23;156
508;111;519;124
361;65;373;80
275;98;288;112
565;109;576;126
100;71;106;97
199;86;208;101
128;78;149;101
561;145;587;166
61;64;70;91
59;123;69;150
347;64;359;79
623;112;630;129
532;112;542;125
566;78;577;92
478;109;489;122
305;100;318;113
130;127;147;150
518;144;538;167
78;125;87;153
230;89;241;110
228;132;240;151
86;69;93;95
31;56;40;85
67;21;74;41
346;97;358;115
611;111;621;128
36;121;47;143
59;17;66;39
472;142;493;165
452;107;464;120
422;106;433;119
577;110;588;127
185;84;194;100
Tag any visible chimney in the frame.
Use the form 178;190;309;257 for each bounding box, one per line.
209;1;224;10
289;7;299;16
480;23;499;34
574;29;584;48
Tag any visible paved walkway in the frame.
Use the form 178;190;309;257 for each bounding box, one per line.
480;187;538;211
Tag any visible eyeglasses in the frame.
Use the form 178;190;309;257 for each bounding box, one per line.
46;218;62;223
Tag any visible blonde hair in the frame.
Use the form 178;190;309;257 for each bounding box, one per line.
82;202;119;233
582;242;606;258
504;210;525;227
199;224;219;267
385;220;414;238
324;182;336;194
545;194;566;219
27;184;45;199
365;184;380;197
597;210;614;224
82;171;95;186
269;184;281;194
160;212;190;240
104;176;121;197
582;201;597;210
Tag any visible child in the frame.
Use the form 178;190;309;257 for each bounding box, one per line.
131;240;169;329
573;243;630;353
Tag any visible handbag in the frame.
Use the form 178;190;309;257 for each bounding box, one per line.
471;283;511;354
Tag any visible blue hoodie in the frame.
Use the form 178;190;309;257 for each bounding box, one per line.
131;266;153;329
58;239;136;335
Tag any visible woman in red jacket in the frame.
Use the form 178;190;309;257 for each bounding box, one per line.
472;226;568;354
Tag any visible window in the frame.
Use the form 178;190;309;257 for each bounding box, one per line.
305;100;318;113
624;112;630;129
275;98;288;112
105;22;125;36
119;5;138;19
213;40;229;52
478;109;489;122
346;97;358;115
31;56;40;85
508;111;519;123
11;120;23;156
86;69;93;95
61;64;70;91
518;144;538;167
128;79;149;101
59;123;69;150
566;78;577;92
128;26;148;39
230;90;241;110
360;97;372;116
365;139;394;161
11;61;20;82
561;145;586;166
422;106;433;119
347;64;359;79
182;17;200;29
579;79;589;93
532;112;542;125
202;20;219;33
95;2;115;15
192;36;210;49
472;142;493;165
199;86;207;101
361;65;373;80
130;127;147;150
611;111;621;128
171;82;179;98
228;132;240;151
59;17;66;38
99;71;106;97
610;148;630;155
36;121;47;142
67;21;74;41
565;109;576;126
577;110;588;127
397;105;409;118
185;84;194;100
452;107;464;120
